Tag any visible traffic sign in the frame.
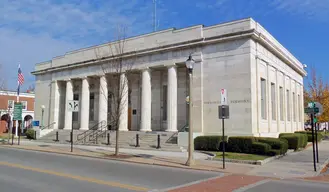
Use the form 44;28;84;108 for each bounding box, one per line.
314;102;323;116
305;107;319;114
220;89;228;105
308;102;315;108
13;102;23;121
67;100;79;112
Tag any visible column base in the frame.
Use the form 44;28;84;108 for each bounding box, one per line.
140;128;152;132
79;128;89;131
63;127;72;130
165;129;178;132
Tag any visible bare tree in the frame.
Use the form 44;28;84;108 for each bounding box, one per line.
95;25;137;156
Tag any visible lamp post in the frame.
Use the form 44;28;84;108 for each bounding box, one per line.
185;55;195;166
41;105;45;128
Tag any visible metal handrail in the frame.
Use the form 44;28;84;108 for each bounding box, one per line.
165;124;188;143
76;120;106;142
40;122;56;130
87;120;116;143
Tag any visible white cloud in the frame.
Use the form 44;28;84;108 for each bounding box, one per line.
0;0;163;90
270;0;329;20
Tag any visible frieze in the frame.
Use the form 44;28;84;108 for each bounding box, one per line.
230;99;250;104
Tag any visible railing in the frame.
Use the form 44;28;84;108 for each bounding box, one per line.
165;124;188;143
76;120;106;143
40;122;56;130
87;121;115;144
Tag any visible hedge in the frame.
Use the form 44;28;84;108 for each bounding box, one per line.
251;142;271;155
227;136;255;153
194;136;227;151
26;129;36;140
255;137;288;155
279;134;299;150
295;131;323;142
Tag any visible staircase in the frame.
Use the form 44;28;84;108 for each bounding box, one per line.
36;123;188;152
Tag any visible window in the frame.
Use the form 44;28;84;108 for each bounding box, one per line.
279;87;284;121
72;94;79;121
21;101;27;110
293;92;296;122
89;93;95;121
8;100;14;109
260;78;267;119
162;85;167;121
286;90;290;121
271;83;276;120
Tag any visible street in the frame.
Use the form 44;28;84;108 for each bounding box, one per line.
0;147;221;191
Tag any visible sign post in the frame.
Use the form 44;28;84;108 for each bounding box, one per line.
12;102;23;145
219;89;229;169
305;101;323;172
67;100;79;152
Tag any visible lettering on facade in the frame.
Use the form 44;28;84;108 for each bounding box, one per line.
204;101;220;105
230;99;250;104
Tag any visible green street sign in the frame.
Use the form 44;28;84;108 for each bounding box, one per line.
314;118;318;123
13;102;23;121
308;102;315;108
304;107;319;114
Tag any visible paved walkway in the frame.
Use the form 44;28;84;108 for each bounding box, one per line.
247;140;329;178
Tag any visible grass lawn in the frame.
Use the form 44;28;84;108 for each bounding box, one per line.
213;152;270;161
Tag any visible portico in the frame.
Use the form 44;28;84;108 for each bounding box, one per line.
49;65;187;132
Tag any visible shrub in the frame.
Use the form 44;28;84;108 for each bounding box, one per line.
279;135;299;150
296;133;308;148
228;136;255;153
267;149;281;156
26;129;36;140
295;131;323;142
194;136;227;151
251;142;271;155
256;137;288;155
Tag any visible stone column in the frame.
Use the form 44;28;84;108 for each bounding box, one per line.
98;75;108;127
140;69;152;132
64;80;73;130
80;77;90;130
52;81;60;130
166;66;178;132
119;73;128;131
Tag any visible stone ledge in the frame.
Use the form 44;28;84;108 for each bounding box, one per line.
203;150;295;165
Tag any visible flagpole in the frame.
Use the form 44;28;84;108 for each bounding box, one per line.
15;65;20;137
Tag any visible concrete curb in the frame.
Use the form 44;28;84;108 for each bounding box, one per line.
205;150;295;165
316;157;329;176
0;145;225;174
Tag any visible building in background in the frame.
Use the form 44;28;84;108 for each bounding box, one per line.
0;90;34;134
32;18;306;140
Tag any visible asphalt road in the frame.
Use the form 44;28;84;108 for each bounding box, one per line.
241;180;329;192
0;147;221;191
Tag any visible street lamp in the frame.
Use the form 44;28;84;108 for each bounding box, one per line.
185;54;195;166
41;105;45;128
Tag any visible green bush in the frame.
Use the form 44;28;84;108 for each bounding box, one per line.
267;149;281;156
255;137;288;155
228;136;255;153
296;133;308;148
295;131;323;142
251;142;271;155
194;136;227;151
279;135;299;150
26;129;36;140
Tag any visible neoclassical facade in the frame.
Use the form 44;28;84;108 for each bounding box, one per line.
32;18;307;137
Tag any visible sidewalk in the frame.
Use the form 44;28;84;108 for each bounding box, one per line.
247;140;329;178
0;140;256;174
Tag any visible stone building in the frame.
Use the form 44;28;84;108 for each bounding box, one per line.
0;90;34;134
32;18;306;139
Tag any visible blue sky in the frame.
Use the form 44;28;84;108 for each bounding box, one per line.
0;0;328;91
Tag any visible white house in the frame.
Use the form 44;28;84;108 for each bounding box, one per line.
32;18;306;139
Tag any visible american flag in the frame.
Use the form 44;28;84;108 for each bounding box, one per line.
17;65;24;96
